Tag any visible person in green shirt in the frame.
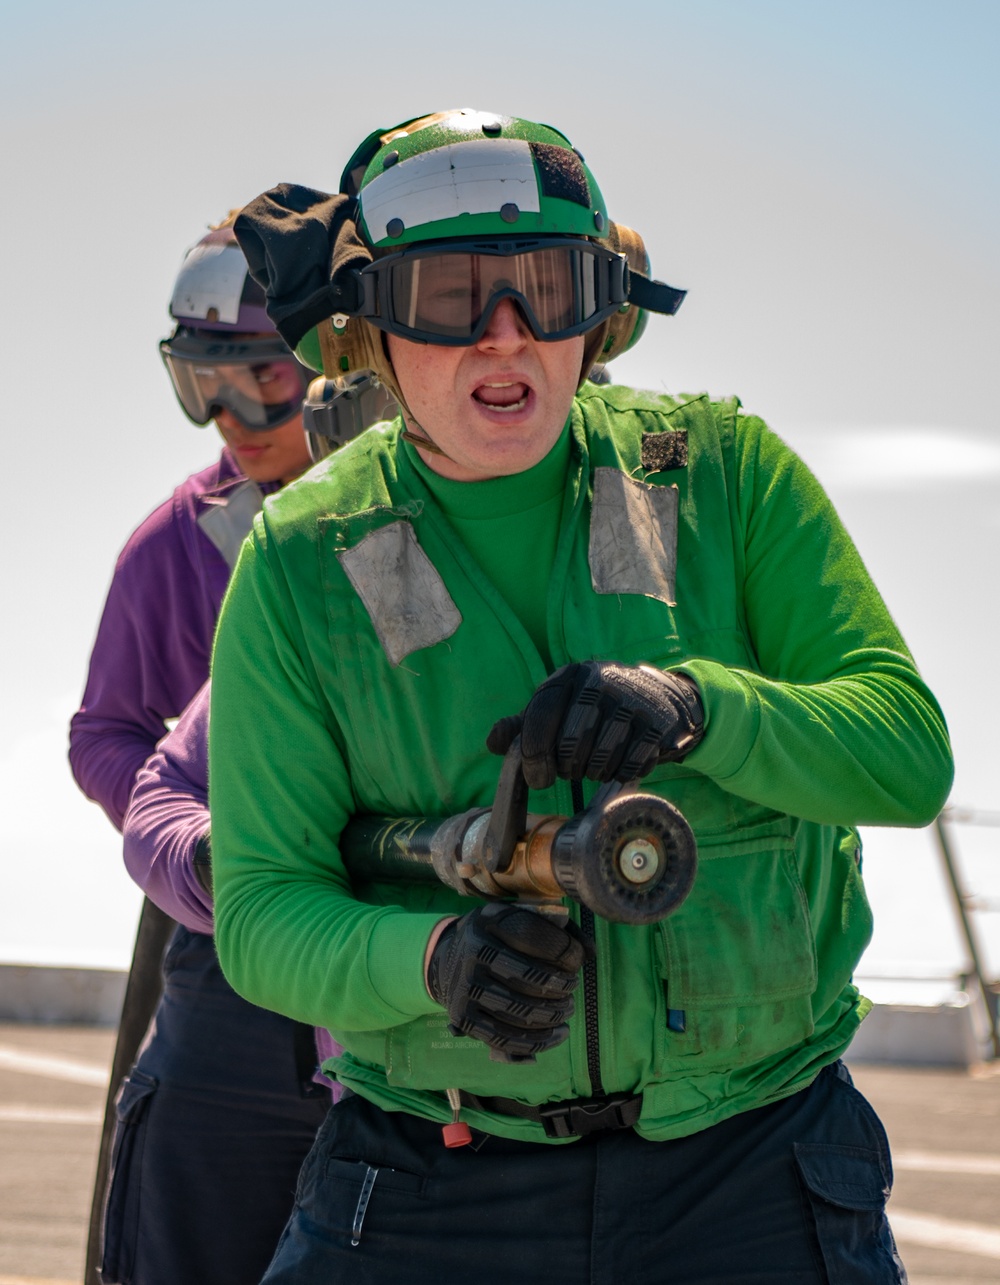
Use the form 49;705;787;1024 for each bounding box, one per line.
209;109;952;1283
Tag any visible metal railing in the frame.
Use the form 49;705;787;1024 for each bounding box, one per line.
933;807;1000;1059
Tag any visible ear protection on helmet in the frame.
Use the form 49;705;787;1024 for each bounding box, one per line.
302;370;399;462
598;221;651;362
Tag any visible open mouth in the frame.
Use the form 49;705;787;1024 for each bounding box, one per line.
473;381;529;413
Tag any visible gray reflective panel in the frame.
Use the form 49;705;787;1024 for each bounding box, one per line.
338;520;462;666
589;468;678;606
196;480;264;570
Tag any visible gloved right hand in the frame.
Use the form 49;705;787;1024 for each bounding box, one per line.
487;662;704;790
426;903;594;1063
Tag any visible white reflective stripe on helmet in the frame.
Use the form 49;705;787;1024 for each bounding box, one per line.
360;139;541;242
170;242;249;325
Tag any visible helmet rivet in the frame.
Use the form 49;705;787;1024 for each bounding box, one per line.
331;314;349;333
500;203;520;224
482;120;503;136
383;150;400;169
594;211;605;232
386;218;405;239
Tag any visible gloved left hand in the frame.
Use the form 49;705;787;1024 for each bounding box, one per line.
487;662;704;790
426;903;594;1061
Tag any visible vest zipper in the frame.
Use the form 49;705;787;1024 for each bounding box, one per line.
579;904;604;1095
572;780;604;1096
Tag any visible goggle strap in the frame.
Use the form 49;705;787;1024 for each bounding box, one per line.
627;273;687;316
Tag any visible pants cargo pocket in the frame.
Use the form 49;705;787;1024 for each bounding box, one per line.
794;1142;906;1283
100;1069;158;1285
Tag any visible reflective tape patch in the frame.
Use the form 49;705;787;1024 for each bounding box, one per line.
170;243;247;325
196;480;264;570
589;468;678;606
361;139;541;242
338;521;462;666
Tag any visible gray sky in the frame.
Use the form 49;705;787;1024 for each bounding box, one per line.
1;0;998;983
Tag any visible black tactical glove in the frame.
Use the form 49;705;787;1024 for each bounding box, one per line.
487;662;704;790
426;903;594;1062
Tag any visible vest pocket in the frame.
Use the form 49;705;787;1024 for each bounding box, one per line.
656;838;817;1068
383;1013;574;1096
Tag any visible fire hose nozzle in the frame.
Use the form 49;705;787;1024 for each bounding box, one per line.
339;746;697;926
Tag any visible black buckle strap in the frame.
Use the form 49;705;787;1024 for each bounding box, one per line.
459;1090;642;1139
540;1091;642;1139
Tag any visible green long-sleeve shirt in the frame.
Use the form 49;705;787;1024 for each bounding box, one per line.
209;384;952;1141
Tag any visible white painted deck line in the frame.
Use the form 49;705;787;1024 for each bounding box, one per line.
0;1104;102;1124
895;1149;1000;1177
891;1207;1000;1259
0;1277;76;1285
0;1043;108;1087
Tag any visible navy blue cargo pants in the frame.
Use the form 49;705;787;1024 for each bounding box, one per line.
99;927;331;1285
261;1061;906;1284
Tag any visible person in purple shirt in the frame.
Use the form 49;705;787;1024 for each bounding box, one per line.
69;219;328;1285
70;220;315;828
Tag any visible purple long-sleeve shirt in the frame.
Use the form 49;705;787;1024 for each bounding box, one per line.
123;681;341;1088
69;449;273;829
124;681;216;934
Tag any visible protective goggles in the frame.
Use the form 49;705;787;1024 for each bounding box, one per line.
354;238;630;346
159;331;310;431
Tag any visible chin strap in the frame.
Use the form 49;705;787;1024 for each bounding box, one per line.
401;426;450;457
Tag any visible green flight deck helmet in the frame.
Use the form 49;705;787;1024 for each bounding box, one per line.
349;109;610;246
297;109;684;399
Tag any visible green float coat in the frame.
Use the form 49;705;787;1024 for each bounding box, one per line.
209;383;952;1143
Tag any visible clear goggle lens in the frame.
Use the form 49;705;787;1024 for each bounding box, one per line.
159;334;310;430
361;240;627;345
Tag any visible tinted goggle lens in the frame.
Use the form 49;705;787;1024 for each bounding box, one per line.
160;338;309;430
363;242;625;345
